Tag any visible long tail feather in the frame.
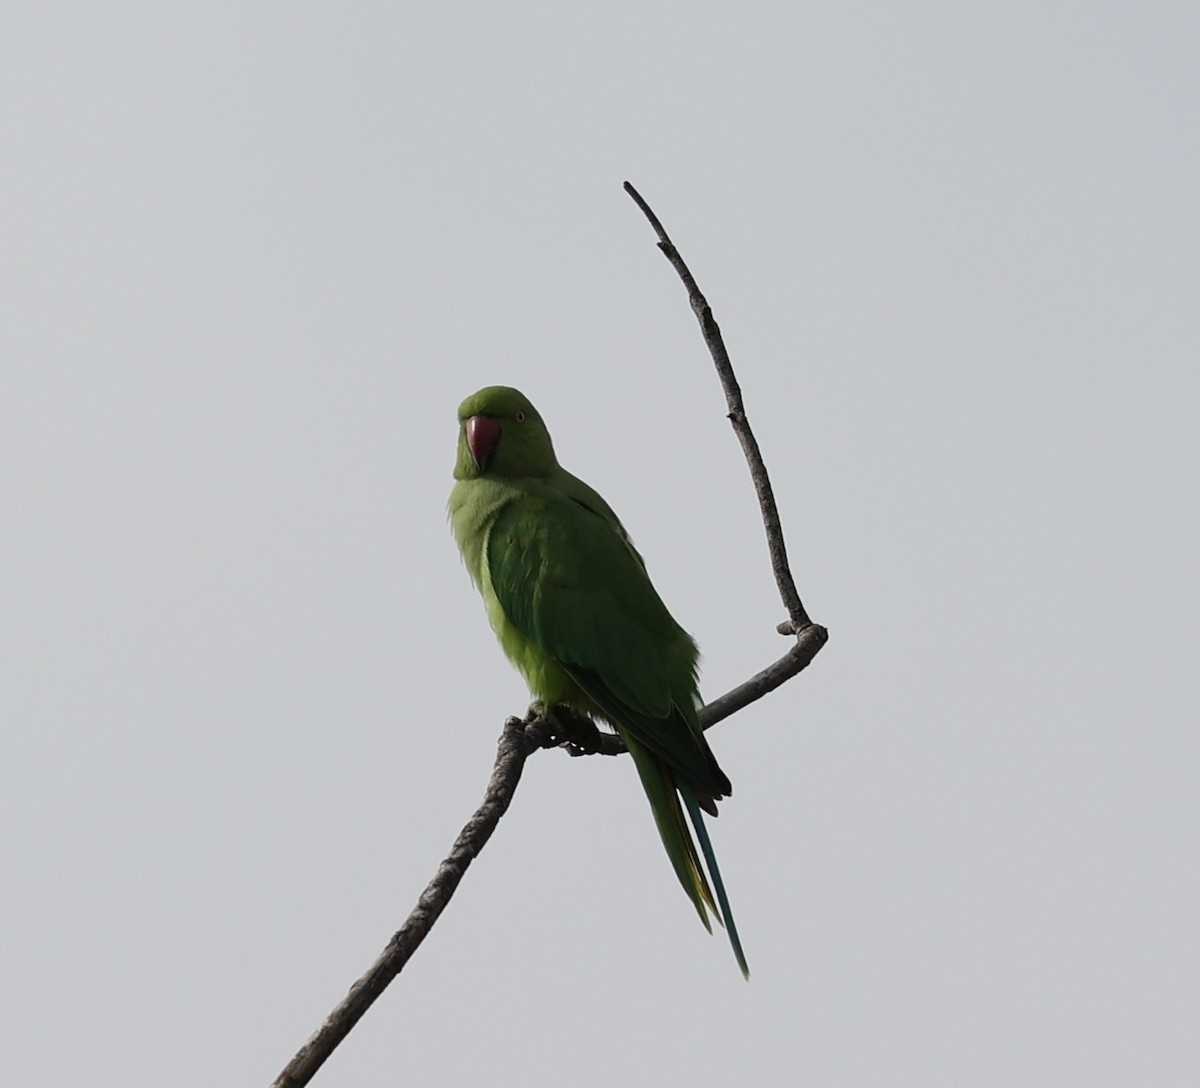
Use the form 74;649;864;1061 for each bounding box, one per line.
623;733;717;929
682;788;751;979
621;729;749;978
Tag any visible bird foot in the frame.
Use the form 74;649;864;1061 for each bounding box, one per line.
526;704;619;756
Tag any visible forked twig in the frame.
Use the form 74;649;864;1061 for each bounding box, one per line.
271;184;827;1087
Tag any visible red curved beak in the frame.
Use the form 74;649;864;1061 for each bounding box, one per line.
465;414;502;470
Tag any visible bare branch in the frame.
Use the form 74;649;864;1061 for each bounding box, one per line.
700;622;828;729
623;181;820;638
272;712;555;1088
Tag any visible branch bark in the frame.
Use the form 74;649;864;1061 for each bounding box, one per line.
272;712;555;1088
622;180;820;637
272;183;828;1086
621;179;829;725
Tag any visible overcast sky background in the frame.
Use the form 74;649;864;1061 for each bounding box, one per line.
3;4;1198;1086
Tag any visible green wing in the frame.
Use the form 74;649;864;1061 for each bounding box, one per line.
486;483;729;801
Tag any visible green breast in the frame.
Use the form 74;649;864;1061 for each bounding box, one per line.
449;476;585;710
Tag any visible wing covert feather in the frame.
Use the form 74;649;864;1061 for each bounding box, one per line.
486;487;728;798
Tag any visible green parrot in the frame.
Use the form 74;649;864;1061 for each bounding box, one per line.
449;385;748;977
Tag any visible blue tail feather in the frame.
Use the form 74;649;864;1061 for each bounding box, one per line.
682;790;750;979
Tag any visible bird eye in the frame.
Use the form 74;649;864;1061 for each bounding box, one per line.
515;411;526;423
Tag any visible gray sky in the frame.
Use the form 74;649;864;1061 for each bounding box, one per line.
3;3;1198;1085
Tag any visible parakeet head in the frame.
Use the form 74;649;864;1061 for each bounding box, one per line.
454;386;558;480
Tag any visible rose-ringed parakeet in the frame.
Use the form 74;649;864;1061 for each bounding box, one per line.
449;385;748;977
